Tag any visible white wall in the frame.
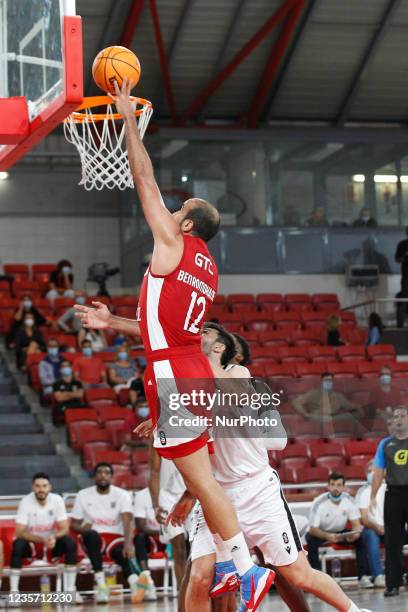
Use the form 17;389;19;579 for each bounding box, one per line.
0;217;121;289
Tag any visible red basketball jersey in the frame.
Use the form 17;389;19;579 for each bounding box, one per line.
138;235;218;354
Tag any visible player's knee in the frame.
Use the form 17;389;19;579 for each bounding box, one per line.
188;567;212;595
286;563;314;590
11;539;26;555
82;529;100;546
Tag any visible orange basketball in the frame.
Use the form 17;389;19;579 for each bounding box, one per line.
92;46;141;95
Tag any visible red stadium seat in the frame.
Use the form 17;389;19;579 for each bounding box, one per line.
280;456;311;470
241;330;259;345
342;465;366;480
290;421;323;440
315;456;345;470
131;448;149;471
0;280;11;297
277;346;309;364
82;440;115;471
213;295;226;304
243;312;274;333
285;294;312;312
273;311;301;330
260;331;290;347
367;344;396;362
257;294;285;312
311;442;345;469
291;330;322;346
67;422;102;451
327;362;359;378
296;467;329;483
4;264;30;281
32;298;53;317
13;280;42;298
250;346;279;363
105;420;127;449
349;454;374;467
32;264;55;282
92;450;131;468
115;306;137;318
207;303;229;317
295;362;328;379
76;426;111;450
97;405;131;424
65;408;98;425
341;327;368;345
265;364;297;379
54;297;75;316
301;311;328;328
113;472;148;490
228;293;256;305
85;388;116;405
112;295;138;307
340;312;357;327
337;345;366;362
308;345;337;363
249;363;266;378
392;362;408;378
357;361;386;378
345;440;378;458
277;468;297;485
312;294;340;311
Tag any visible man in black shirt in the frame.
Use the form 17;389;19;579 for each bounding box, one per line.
52;361;85;424
371;406;408;597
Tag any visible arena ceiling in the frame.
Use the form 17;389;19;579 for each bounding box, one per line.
77;0;408;127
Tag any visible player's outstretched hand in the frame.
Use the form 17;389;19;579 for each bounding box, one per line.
74;301;112;329
108;77;135;119
134;418;153;439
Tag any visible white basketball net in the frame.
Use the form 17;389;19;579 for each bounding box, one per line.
63;97;153;191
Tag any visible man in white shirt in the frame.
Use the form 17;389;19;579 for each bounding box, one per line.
306;472;367;582
10;473;80;602
71;462;147;604
355;461;386;588
133;486;162;601
169;325;370;612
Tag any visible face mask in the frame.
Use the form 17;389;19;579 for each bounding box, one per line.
380;374;391;386
62;266;72;274
118;351;128;361
48;347;59;357
322;380;333;392
76;296;86;305
61;367;72;378
23;300;32;310
362;215;370;222
25;319;34;327
328;492;343;503
83;347;92;357
367;472;374;485
137;406;150;419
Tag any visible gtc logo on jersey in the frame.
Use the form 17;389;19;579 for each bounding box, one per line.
394;449;408;465
195;253;214;276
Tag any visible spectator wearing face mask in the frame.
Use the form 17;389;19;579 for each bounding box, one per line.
53;361;85;424
355;461;386;588
367;366;401;418
46;260;75;302
353;207;378;228
366;312;383;345
121;400;150;451
38;339;64;400
15;314;45;370
82;329;107;353
108;346;139;392
7;295;47;349
292;372;359;420
73;340;107;387
57;292;86;340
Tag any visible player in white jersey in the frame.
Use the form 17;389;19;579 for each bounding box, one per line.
169;323;372;612
71;462;148;604
149;446;190;589
10;472;81;603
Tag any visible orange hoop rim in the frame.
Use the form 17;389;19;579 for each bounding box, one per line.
65;95;153;123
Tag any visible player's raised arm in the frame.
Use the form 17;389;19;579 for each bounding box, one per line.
110;79;181;249
74;302;140;336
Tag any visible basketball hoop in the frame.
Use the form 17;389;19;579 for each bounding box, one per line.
63;95;153;191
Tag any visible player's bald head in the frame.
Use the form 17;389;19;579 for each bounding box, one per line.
176;198;220;242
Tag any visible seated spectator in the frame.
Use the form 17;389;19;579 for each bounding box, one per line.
353;207;377;228
129;375;146;408
53;360;85;423
73;339;107;387
46;259;75;302
10;472;81;602
15;313;45;370
109;346;139;391
38;339;64;399
71;463;149;604
305;207;328;227
231;333;250;366
306;472;370;587
122;400;150;451
57;291;86;340
327;313;345;346
355;461;386;588
7;295;47;349
82;329;108;352
366;312;383;345
292;372;359;419
367;366;401;418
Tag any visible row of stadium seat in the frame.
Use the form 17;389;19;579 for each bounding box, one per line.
250;343;395;363
247;358;405;379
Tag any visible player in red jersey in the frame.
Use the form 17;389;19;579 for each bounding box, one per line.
75;77;274;611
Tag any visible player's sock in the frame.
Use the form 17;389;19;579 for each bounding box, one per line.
347;603;370;612
213;533;234;564
64;566;77;591
95;571;106;587
224;532;253;577
9;570;20;592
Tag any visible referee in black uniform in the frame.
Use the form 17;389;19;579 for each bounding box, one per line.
371;406;408;597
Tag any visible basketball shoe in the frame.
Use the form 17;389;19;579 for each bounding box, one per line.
237;566;275;611
210;560;239;598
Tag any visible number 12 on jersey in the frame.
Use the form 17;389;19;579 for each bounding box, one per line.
184;291;206;334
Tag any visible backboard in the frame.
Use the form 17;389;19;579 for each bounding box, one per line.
0;0;83;170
